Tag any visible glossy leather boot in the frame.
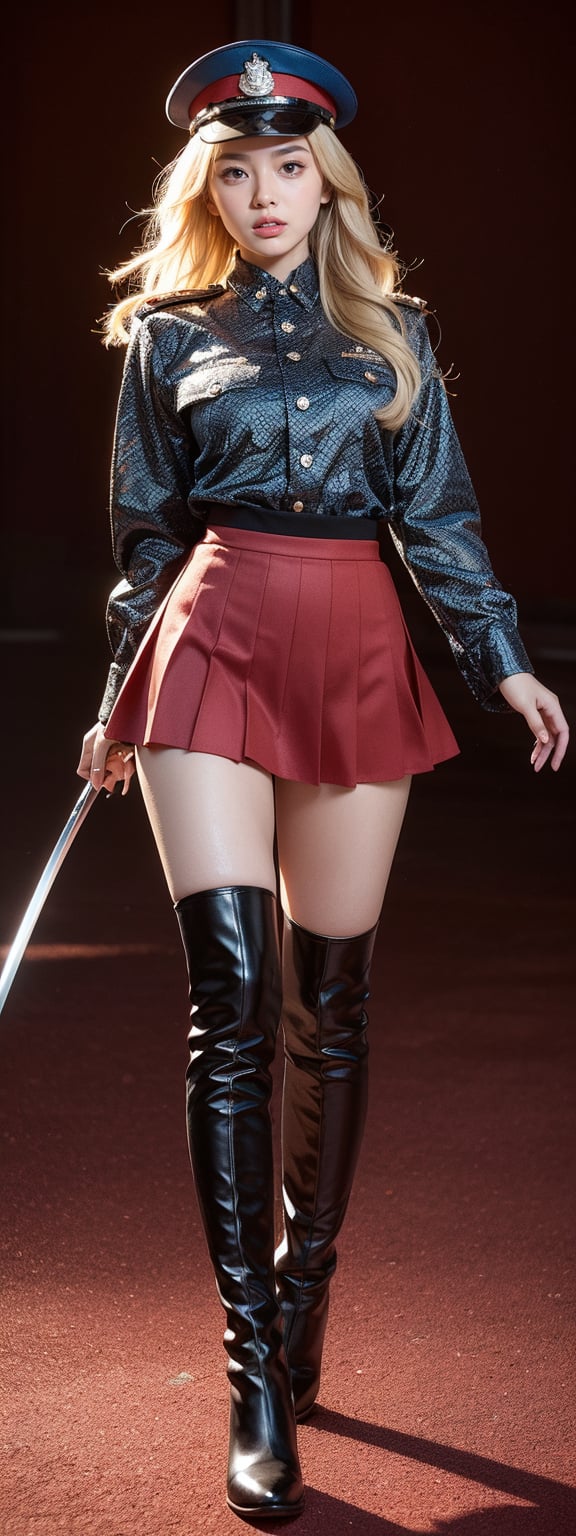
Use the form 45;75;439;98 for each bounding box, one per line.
275;915;379;1421
175;886;304;1520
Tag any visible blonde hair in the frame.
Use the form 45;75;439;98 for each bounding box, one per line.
103;125;421;429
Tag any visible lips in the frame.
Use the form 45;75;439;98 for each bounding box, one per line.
253;219;286;230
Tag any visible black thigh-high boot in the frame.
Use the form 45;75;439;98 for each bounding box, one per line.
275;915;379;1421
175;886;304;1520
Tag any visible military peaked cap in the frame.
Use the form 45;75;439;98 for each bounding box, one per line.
166;39;357;141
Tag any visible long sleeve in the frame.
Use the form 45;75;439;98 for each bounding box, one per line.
388;311;533;710
98;314;199;723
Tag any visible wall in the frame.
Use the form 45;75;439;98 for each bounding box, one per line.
2;0;573;654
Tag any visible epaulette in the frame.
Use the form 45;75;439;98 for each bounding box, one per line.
392;291;428;311
137;285;225;316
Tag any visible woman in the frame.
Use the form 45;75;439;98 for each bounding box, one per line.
78;39;568;1521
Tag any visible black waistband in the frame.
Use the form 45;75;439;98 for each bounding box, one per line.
198;504;380;541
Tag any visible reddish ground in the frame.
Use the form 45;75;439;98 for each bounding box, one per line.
1;634;575;1534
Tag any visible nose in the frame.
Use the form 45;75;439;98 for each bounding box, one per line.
252;177;277;208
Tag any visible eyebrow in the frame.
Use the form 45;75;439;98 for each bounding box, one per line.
216;144;312;162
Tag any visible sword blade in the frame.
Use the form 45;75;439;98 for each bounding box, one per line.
0;781;99;1015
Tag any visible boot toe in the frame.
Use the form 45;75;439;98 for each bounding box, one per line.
227;1454;305;1517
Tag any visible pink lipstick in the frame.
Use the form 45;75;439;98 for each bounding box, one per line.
252;220;286;237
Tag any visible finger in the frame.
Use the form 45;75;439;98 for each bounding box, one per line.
121;760;136;796
77;746;95;774
102;759;125;788
525;706;550;747
536;700;570;771
102;765;121;788
91;748;110;775
550;725;570;771
532;741;554;772
103;749;135;793
530;729;553;762
91;750;115;786
531;719;570;772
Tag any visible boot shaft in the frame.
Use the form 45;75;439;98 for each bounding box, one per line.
175;885;283;1334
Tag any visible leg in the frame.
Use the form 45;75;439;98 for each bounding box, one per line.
135;747;277;901
275;777;411;938
274;778;411;1418
136;749;303;1517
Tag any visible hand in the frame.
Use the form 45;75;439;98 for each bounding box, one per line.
498;673;569;772
77;722;136;796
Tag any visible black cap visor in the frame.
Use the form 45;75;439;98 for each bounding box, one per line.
195;97;335;142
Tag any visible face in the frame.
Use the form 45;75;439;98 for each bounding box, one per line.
206;136;330;279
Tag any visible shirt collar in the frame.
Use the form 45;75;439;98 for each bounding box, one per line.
227;252;319;313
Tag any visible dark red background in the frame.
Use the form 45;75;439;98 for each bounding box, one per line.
2;0;574;662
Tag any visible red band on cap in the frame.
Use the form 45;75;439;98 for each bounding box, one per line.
190;73;336;122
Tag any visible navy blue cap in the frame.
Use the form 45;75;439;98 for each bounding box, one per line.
166;40;357;141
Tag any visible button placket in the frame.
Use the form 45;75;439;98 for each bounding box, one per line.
292;386;313;491
273;288;306;506
272;284;318;517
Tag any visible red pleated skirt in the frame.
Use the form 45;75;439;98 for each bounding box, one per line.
105;524;459;786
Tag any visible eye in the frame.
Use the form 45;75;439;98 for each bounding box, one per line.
219;166;247;181
281;160;305;175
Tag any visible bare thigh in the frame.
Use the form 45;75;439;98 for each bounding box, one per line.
275;777;411;937
135;748;276;904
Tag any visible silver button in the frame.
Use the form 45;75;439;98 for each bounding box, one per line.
208;382;222;396
293;500;304;512
281;320;295;333
289;284;299;293
279;287;287;295
300;453;313;468
364;370;378;383
286;351;301;362
295;396;310;411
255;288;267;299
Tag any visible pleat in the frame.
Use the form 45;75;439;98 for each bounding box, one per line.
186;545;270;758
242;547;305;775
357;560;406;780
382;565;454;769
252;554;333;782
146;541;241;748
320;558;359;786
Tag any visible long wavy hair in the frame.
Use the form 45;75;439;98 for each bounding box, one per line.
102;125;421;429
